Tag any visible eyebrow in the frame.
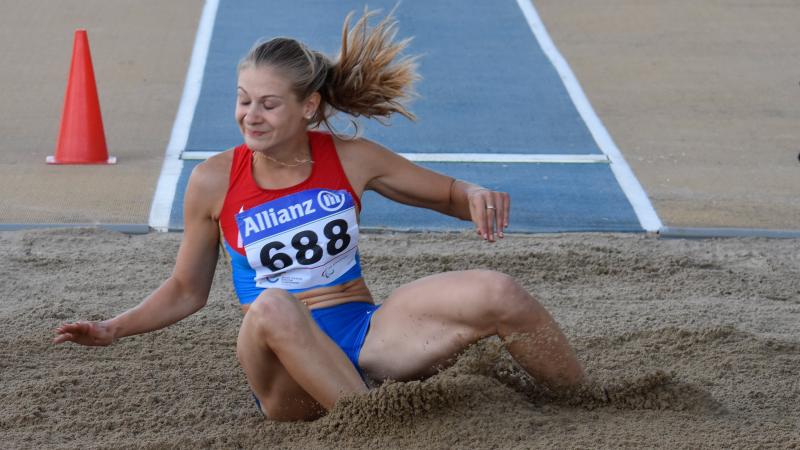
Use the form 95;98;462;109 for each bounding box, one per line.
237;87;283;100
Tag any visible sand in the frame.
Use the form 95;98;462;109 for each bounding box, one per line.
1;228;798;449
0;0;200;224
534;0;800;230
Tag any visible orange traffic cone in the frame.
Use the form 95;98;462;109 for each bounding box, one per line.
48;29;116;164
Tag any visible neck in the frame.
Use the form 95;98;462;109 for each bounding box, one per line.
254;132;312;168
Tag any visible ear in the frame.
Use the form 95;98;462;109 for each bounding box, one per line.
303;92;321;119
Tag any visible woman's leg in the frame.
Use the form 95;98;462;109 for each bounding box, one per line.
237;289;368;421
358;270;583;389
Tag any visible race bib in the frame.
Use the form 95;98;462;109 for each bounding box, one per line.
235;189;359;290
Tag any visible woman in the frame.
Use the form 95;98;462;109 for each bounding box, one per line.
53;10;584;421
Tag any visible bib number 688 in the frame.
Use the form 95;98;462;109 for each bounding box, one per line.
259;219;351;272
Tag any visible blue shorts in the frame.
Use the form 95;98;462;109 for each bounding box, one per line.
311;301;380;374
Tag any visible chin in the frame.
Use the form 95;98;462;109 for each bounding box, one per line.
244;140;262;151
244;136;271;152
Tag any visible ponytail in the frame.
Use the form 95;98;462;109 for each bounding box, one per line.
325;8;419;123
239;8;419;136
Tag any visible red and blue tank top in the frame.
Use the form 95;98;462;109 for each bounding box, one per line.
219;131;363;304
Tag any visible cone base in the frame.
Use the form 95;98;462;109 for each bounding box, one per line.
46;155;117;165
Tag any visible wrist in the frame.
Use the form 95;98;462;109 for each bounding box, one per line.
464;184;489;200
100;318;121;341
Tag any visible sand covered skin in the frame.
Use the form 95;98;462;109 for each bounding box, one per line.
1;228;799;449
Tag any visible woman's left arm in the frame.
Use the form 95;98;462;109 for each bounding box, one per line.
346;138;510;242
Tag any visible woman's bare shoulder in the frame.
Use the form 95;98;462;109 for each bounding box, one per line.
191;149;234;188
333;134;383;152
185;149;235;215
331;135;394;193
332;135;394;168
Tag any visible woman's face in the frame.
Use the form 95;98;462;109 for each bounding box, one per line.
235;65;313;153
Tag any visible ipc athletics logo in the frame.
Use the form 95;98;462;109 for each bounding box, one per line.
317;190;346;212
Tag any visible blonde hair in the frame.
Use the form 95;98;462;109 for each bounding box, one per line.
238;8;419;135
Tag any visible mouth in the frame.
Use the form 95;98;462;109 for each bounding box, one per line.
245;129;269;138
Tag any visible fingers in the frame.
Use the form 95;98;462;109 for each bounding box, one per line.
469;189;510;242
52;321;91;345
502;192;510;230
490;192;509;239
486;201;499;241
488;191;510;241
469;190;490;241
52;333;75;345
56;321;90;335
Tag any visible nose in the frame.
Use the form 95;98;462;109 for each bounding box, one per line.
243;103;262;125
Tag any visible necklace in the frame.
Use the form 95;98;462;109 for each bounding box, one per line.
252;150;313;168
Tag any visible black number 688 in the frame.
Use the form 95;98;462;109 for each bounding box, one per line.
259;219;351;272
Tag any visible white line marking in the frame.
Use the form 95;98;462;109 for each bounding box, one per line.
516;0;663;232
147;0;220;232
180;151;610;164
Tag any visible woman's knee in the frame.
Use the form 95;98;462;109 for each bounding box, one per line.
469;270;541;322
242;289;309;344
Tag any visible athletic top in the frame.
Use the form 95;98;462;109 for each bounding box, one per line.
219;131;363;304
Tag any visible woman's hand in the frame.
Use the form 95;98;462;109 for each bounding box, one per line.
53;321;115;347
467;187;510;242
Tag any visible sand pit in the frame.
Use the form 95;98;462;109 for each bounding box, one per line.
1;228;798;448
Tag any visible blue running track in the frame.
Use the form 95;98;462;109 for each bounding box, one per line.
157;0;661;233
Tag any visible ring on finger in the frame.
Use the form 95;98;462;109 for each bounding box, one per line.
486;205;496;210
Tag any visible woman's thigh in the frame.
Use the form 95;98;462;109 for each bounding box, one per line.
358;270;517;381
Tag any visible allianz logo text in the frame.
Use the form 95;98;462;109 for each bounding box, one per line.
317;190;346;212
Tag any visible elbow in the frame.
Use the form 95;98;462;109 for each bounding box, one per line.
189;294;208;312
170;276;210;312
184;286;210;312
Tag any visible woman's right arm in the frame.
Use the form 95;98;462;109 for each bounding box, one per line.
53;158;227;346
